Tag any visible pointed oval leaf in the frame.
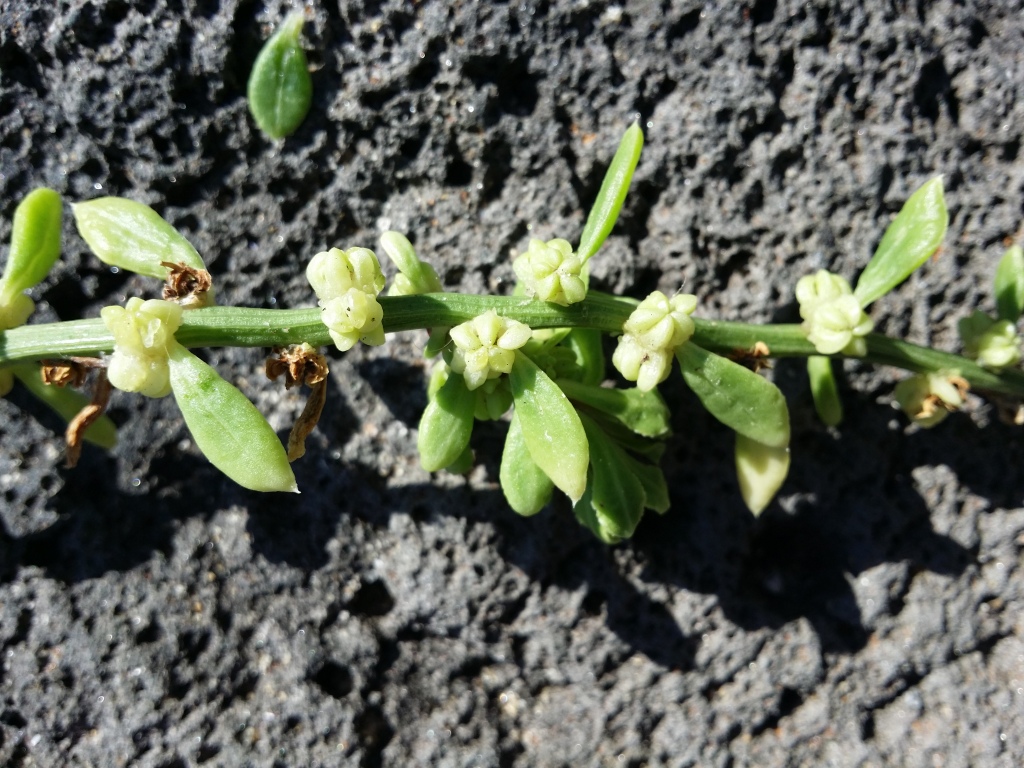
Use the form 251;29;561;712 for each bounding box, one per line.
557;378;671;438
735;433;791;516
509;351;588;503
573;413;645;543
417;370;475;472
1;188;62;299
806;355;843;427
853;177;948;308
576;123;644;262
500;410;554;516
995;244;1024;323
73;197;206;277
247;13;313;140
168;345;297;492
676;342;790;448
12;364;117;449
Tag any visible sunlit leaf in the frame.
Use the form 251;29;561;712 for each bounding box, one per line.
806;355;843;427
853;177;947;308
499;410;553;516
573;413;645;543
676;342;789;448
994;244;1024;323
576;122;644;262
247;12;313;140
735;433;790;516
417;370;476;472
1;188;62;299
509;350;588;503
563;328;605;385
557;377;671;438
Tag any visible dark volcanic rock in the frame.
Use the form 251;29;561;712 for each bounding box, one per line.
1;1;1023;766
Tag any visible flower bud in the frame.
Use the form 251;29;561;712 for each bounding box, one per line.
449;310;532;391
513;238;586;306
100;298;183;398
306;247;387;352
958;310;1021;370
612;291;697;391
796;270;873;356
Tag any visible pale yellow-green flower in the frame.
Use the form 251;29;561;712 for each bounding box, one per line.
958;310;1021;371
612;291;697;391
449;310;532;391
796;270;873;356
101;298;184;398
513;238;586;306
306;247;386;351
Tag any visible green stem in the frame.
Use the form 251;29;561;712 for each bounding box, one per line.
2;291;1024;397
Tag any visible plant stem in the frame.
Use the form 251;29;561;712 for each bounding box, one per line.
2;291;1024;397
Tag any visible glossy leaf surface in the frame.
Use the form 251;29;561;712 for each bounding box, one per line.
576;123;644;262
417;369;475;472
247;13;313;140
995;244;1024;322
1;188;62;298
499;410;554;516
735;433;791;516
509;350;588;503
853;177;947;308
557;377;671;438
807;355;843;427
73;198;206;277
168;344;297;492
676;342;789;449
573;413;645;543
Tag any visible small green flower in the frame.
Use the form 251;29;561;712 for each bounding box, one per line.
513;238;586;306
449;310;532;391
958;310;1021;370
612;291;697;391
100;298;183;398
893;371;968;428
306;247;386;351
796;270;874;356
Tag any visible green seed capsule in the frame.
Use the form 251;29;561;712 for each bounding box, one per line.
247;13;313;140
0;188;62;301
167;344;298;493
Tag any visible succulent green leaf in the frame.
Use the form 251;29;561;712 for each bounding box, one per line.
676;342;790;449
381;231;443;296
576;122;644;263
735;433;791;516
994;244;1024;323
628;456;670;514
564;328;605;385
807;355;843;427
247;12;313;140
167;344;297;492
499;410;554;516
573;413;645;543
557;377;671;438
72;197;206;277
1;188;62;300
509;350;589;503
11;364;117;449
417;369;475;472
853;177;948;308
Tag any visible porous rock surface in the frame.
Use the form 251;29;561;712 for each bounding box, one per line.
1;0;1023;765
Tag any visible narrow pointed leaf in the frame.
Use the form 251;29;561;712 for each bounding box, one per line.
557;377;671;438
12;364;117;449
853;177;947;307
509;350;588;503
168;344;297;492
994;244;1024;322
417;370;475;472
1;188;62;298
576;122;644;262
676;342;789;449
247;12;313;140
73;197;206;277
735;433;791;516
500;410;553;516
807;355;843;426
